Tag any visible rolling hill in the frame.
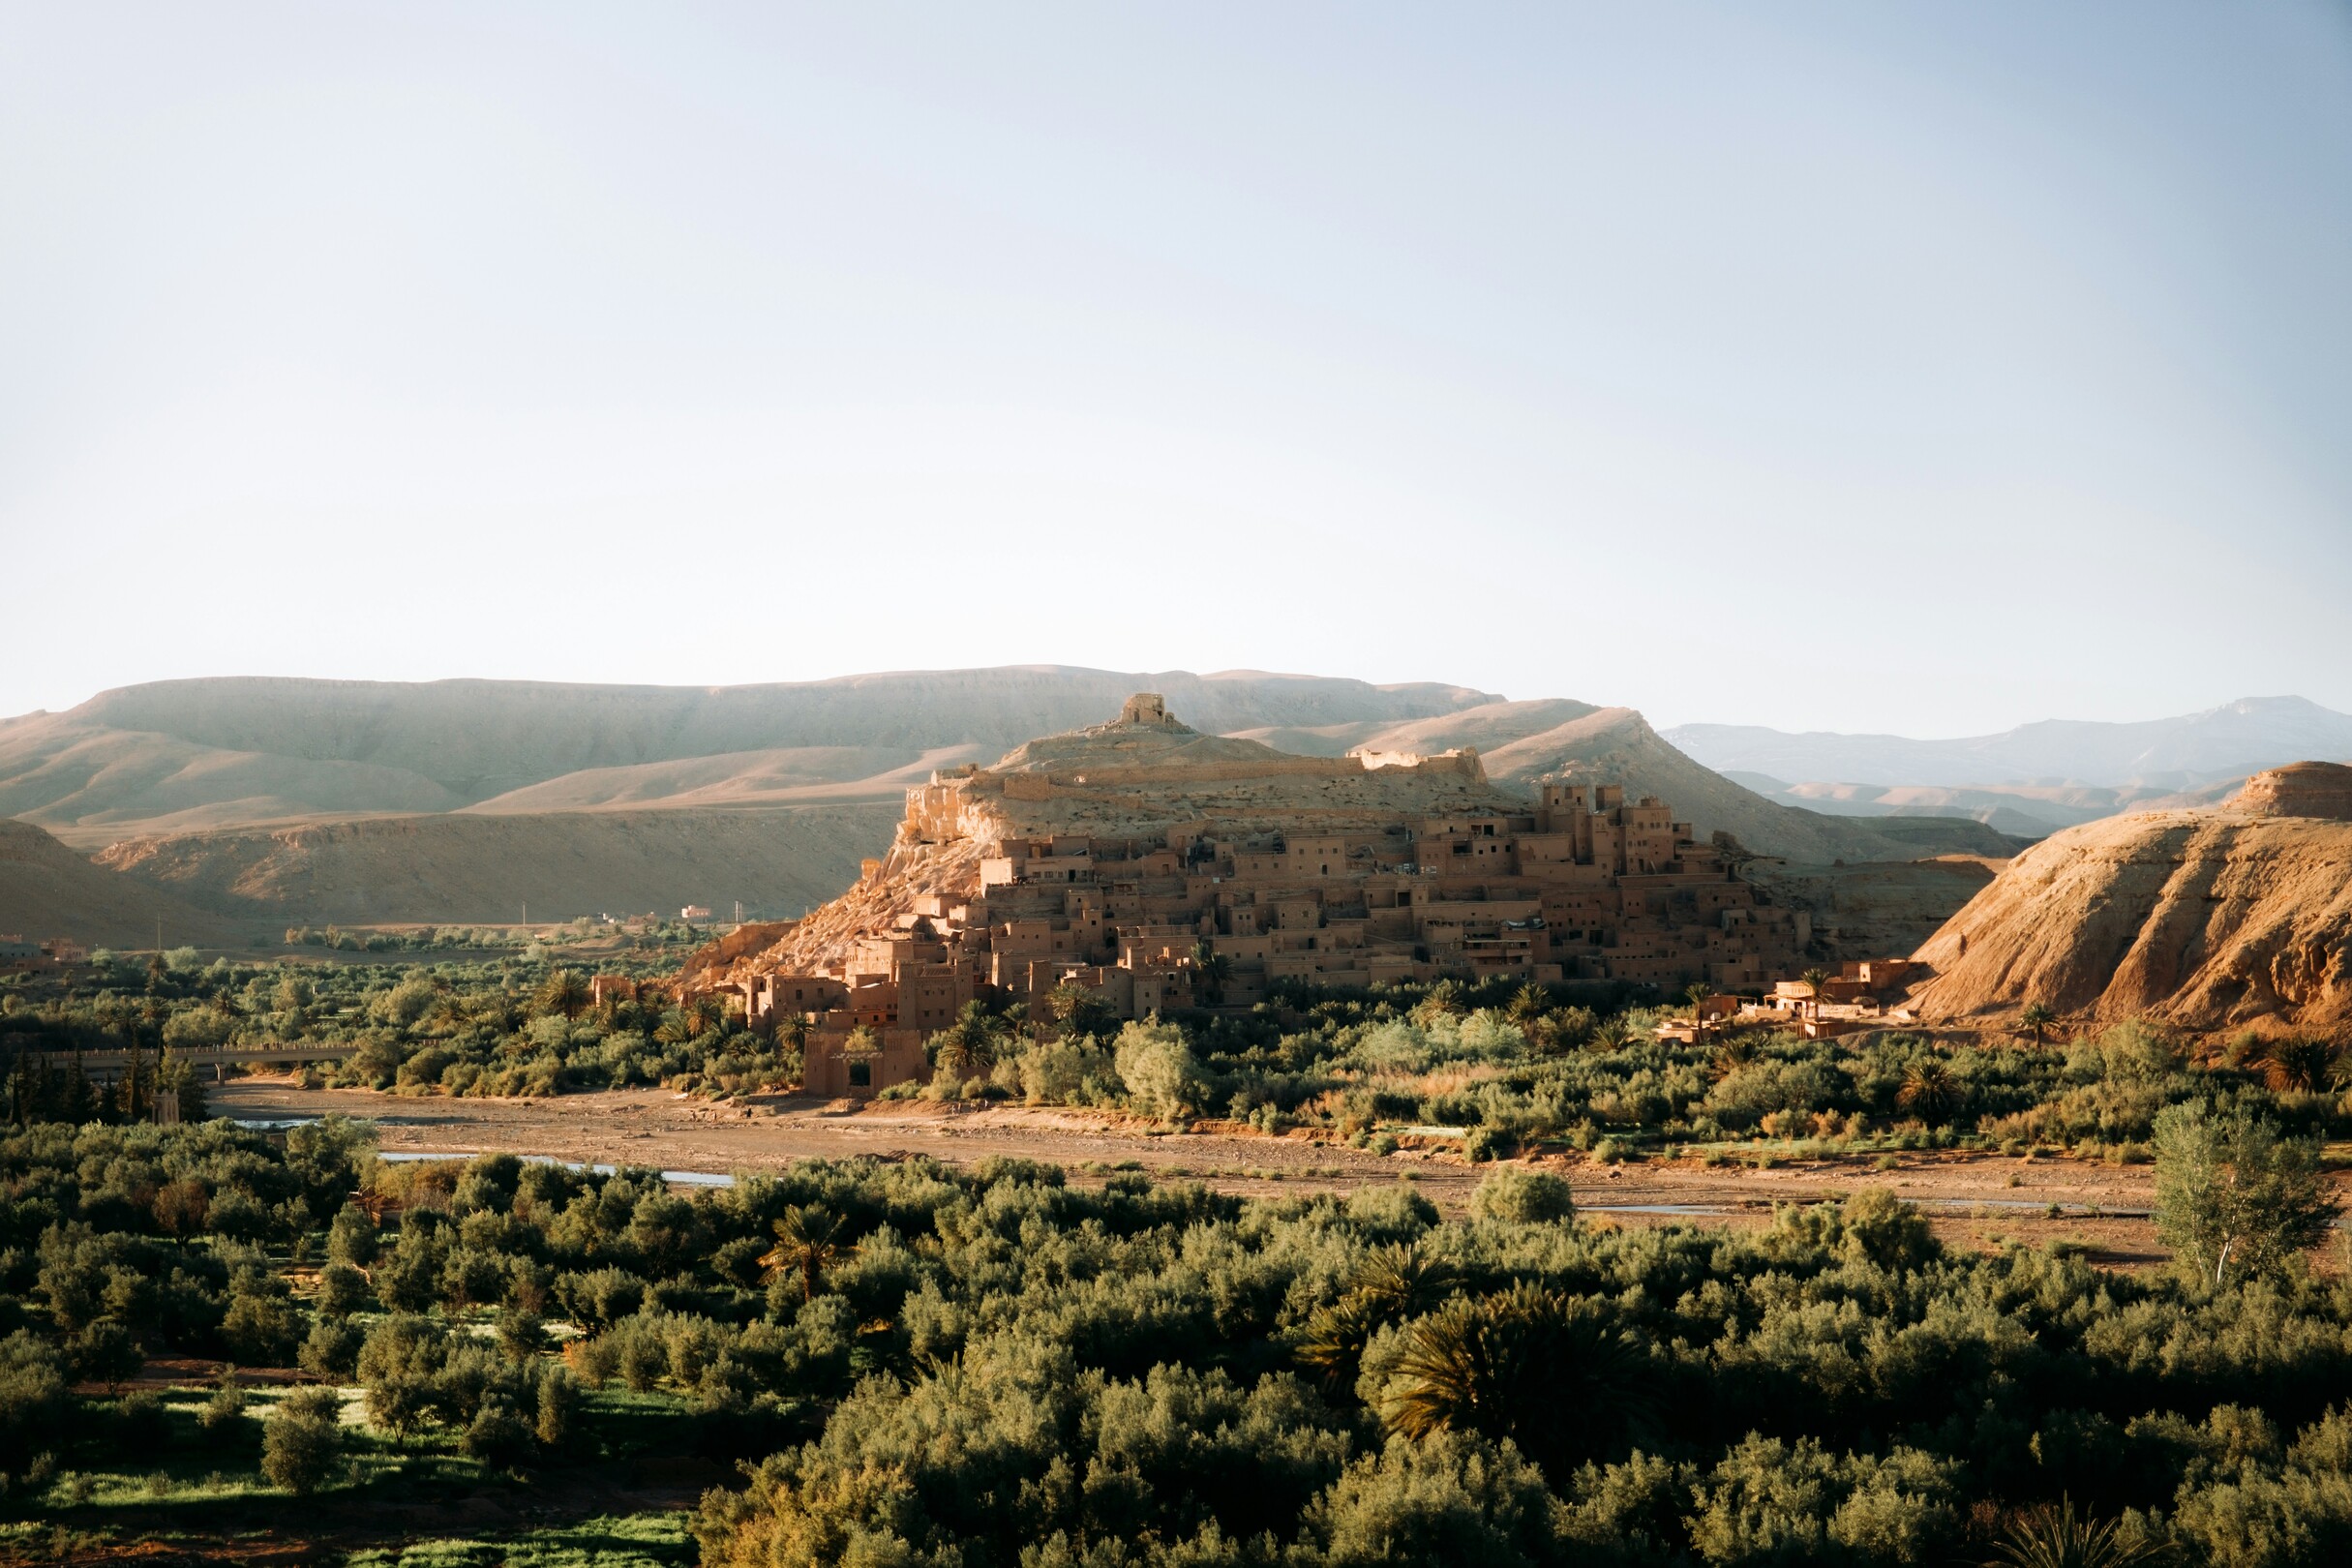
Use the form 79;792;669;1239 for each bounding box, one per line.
89;804;898;927
1;668;2027;935
0;819;227;947
0;668;1498;836
1718;775;2194;837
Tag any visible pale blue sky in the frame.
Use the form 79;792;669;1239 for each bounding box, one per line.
4;3;2348;735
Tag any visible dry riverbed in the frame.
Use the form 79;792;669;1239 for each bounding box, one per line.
213;1077;2322;1270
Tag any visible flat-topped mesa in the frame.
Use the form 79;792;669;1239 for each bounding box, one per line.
684;697;1810;1096
2232;762;2352;822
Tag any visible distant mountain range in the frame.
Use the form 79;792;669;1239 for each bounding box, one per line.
1;669;2017;933
1661;697;2352;836
1667;697;2352;791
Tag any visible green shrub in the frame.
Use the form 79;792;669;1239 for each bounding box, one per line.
261;1388;345;1494
1469;1166;1576;1224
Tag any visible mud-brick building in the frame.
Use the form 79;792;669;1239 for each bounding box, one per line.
698;696;1811;1096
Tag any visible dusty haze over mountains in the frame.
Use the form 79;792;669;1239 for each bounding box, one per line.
1667;696;2352;789
0;667;2017;935
1665;697;2352;837
0;669;1493;836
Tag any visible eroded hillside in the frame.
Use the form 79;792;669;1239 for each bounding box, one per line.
1909;780;2352;1034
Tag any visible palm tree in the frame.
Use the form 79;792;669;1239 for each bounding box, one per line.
1380;1282;1649;1478
1410;980;1466;1029
1709;1034;1758;1081
1187;941;1231;1007
684;993;729;1039
932;1035;985;1083
1896;1060;1962;1126
2018;1002;2058;1047
1351;1245;1460;1320
1589;1016;1640;1054
1683;981;1717;1042
535;969;590;1021
1797;968;1831;1022
2261;1037;2338;1094
1986;1497;2162;1568
1294;1246;1462;1395
933;1001;997;1080
774;1010;810;1057
1508;983;1551;1027
1294;1292;1382;1395
758;1205;850;1303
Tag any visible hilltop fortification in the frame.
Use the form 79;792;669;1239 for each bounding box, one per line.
686;698;1808;1095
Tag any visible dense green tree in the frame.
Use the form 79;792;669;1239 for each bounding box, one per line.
261;1387;345;1493
1111;1017;1198;1121
2153;1101;2339;1287
1469;1165;1576;1223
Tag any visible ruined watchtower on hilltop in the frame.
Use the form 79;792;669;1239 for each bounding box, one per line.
1118;692;1179;728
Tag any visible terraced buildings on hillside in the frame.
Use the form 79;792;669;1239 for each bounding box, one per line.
692;696;1809;1094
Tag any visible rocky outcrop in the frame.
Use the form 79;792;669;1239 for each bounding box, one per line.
2233;762;2352;822
1908;807;2352;1035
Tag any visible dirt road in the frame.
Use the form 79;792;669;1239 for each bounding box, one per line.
212;1078;2218;1266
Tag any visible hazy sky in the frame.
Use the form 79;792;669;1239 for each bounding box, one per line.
5;3;2348;736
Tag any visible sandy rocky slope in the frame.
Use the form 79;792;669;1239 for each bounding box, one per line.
1909;763;2352;1035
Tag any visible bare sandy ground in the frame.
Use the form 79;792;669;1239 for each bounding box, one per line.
205;1077;2297;1270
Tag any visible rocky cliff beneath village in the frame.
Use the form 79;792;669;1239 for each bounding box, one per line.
1907;771;2352;1035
